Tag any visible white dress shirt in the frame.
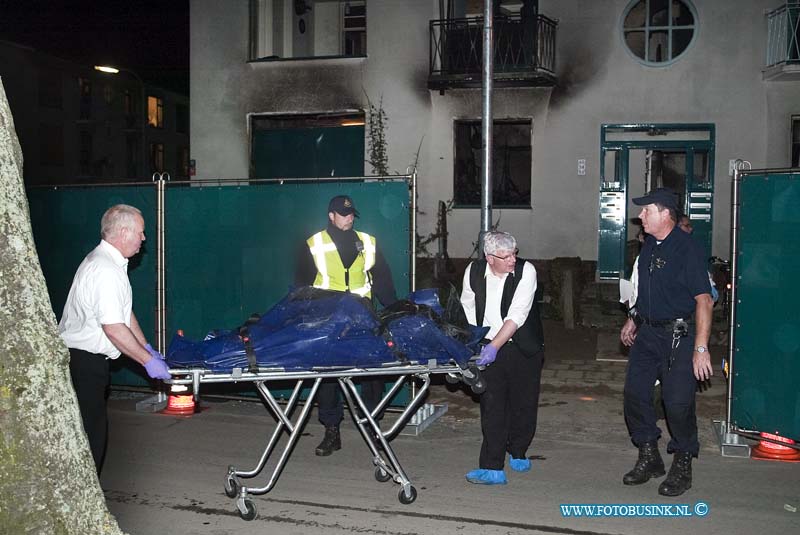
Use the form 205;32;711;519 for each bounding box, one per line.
59;240;132;358
461;261;537;340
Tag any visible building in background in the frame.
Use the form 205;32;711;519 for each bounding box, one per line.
189;0;800;279
0;40;189;185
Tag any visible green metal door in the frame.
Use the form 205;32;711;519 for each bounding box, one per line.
598;124;715;279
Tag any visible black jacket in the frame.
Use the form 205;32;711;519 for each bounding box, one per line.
469;259;544;355
295;223;397;307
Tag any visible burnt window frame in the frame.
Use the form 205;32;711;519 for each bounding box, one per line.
453;118;533;209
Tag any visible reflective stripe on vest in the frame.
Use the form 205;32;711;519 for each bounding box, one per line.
307;230;376;297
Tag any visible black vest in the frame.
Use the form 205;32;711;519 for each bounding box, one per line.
470;259;544;355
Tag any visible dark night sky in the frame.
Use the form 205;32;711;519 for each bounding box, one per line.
0;0;189;95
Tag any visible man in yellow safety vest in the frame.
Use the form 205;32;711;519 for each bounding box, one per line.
295;195;397;456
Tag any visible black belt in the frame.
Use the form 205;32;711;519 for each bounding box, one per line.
638;317;694;328
68;347;109;359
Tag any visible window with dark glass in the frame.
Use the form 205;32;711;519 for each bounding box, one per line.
38;123;64;166
343;1;366;56
78;77;92;120
151;142;164;172
147;96;164;128
177;146;189;177
454;119;532;207
176;104;189;134
623;0;696;65
79;130;92;175
124;90;136;129
249;0;367;60
38;71;62;109
126;134;138;178
792;116;800;167
150;143;164;173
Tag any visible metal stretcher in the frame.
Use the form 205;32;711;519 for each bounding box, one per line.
166;360;483;521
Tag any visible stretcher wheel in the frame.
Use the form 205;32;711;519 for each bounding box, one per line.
470;377;486;395
224;478;239;498
240;499;257;521
398;486;417;505
374;466;392;483
445;373;460;384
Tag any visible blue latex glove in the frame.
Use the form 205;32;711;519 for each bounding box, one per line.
144;343;162;360
476;344;498;366
144;356;171;380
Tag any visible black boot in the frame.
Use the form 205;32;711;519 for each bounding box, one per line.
623;441;666;485
658;452;692;496
315;426;341;456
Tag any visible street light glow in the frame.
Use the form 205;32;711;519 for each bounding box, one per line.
94;65;120;74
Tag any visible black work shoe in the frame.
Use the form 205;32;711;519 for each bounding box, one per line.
658;452;693;496
315;426;341;456
623;441;666;485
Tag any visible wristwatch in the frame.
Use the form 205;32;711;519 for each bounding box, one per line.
695;346;708;353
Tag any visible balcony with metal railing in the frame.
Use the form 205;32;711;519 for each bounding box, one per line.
428;13;557;91
764;2;800;80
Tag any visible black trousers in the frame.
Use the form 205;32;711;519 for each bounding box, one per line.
317;377;384;427
623;324;699;456
479;343;544;470
68;348;111;473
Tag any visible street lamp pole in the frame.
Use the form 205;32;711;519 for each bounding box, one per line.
94;65;148;179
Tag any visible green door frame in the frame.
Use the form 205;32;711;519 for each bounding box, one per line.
598;123;715;279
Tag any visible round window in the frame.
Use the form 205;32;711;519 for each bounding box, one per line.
622;0;697;65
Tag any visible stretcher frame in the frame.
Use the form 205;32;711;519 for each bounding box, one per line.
166;360;479;521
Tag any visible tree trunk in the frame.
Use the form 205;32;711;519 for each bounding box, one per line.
0;80;125;534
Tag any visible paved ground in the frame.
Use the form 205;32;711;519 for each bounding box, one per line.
99;316;800;534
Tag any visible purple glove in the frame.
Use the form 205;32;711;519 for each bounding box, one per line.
476;344;498;366
144;343;162;360
144;356;171;380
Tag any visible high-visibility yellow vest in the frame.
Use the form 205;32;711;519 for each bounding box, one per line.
307;230;376;297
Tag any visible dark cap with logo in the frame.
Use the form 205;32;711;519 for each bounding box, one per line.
632;187;679;212
328;195;360;217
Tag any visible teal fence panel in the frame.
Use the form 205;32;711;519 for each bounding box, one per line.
731;172;800;441
165;180;410;339
28;185;157;387
28;179;412;403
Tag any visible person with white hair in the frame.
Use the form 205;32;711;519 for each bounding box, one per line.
59;204;171;473
460;231;545;485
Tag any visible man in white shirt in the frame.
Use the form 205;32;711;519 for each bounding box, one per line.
460;231;545;485
59;204;170;473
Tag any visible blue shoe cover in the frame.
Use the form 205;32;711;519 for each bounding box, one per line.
509;456;531;472
465;468;507;485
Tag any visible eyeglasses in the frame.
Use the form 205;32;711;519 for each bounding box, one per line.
489;249;519;261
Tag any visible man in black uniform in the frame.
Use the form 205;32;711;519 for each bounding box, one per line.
620;188;713;497
296;195;397;456
460;231;545;485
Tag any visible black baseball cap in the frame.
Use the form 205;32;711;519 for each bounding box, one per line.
632;187;679;212
328;195;360;217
